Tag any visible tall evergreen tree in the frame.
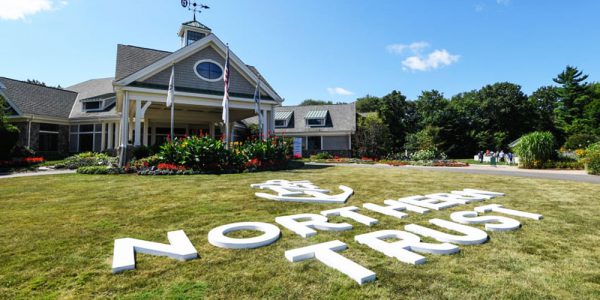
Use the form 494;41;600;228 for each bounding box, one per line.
553;66;591;134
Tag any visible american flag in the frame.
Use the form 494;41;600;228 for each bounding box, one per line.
222;45;230;140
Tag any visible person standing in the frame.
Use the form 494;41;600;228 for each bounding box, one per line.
508;152;514;165
499;150;505;163
478;151;484;163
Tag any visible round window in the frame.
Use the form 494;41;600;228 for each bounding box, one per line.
194;60;223;81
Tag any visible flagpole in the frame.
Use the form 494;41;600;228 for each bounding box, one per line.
170;98;174;139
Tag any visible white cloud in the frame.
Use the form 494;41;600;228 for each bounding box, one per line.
327;87;354;96
475;4;485;12
402;49;460;71
0;0;67;21
386;42;429;55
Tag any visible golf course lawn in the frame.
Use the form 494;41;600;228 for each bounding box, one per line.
1;166;599;299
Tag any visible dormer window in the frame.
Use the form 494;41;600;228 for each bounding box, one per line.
275;111;293;128
83;101;101;111
81;95;116;112
305;110;328;127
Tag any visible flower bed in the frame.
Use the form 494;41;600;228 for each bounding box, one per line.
130;135;296;175
0;157;45;168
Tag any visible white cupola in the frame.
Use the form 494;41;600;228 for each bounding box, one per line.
178;19;212;47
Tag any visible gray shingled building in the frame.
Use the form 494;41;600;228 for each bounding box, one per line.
1;20;283;158
245;103;357;156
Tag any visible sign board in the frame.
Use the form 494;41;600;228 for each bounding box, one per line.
293;137;303;158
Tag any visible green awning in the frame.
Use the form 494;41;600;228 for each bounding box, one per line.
305;110;328;119
275;111;293;120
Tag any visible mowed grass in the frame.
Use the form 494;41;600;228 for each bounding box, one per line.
1;166;599;299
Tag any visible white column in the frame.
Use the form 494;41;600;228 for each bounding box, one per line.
321;136;324;150
134;100;142;146
114;122;120;150
348;134;352;151
262;109;268;140
270;106;275;134
143;119;149;146
121;94;129;149
107;123;114;149
100;123;106;151
151;126;156;145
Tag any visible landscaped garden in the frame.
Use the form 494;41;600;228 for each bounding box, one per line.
1;166;599;299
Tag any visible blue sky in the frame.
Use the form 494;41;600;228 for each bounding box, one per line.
1;0;599;105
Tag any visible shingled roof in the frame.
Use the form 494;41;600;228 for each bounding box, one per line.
115;45;171;81
0;77;77;119
245;103;356;133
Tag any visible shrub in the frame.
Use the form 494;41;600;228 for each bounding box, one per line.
0;125;20;159
313;152;332;160
58;152;117;169
131;154;161;170
584;143;600;175
156;135;292;173
132;145;153;159
77;166;125;175
513;131;556;169
586;151;600;175
563;133;599;150
411;149;437;161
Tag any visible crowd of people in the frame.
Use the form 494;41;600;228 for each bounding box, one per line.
477;150;515;165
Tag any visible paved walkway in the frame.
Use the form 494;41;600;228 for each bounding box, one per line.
306;162;600;184
0;169;76;179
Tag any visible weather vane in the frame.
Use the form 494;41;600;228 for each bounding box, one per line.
181;1;210;21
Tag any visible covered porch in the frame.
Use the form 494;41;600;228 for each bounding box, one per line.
115;86;277;151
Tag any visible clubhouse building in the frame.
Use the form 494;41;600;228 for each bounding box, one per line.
1;20;355;158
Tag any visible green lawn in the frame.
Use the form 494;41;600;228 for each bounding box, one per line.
1;166;599;299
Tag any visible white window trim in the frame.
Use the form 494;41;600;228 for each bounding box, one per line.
193;59;224;82
306;118;326;127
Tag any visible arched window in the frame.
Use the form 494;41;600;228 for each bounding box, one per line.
194;60;223;81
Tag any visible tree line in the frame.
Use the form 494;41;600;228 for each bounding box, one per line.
351;66;600;158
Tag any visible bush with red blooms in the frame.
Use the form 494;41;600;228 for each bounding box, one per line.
157;163;188;171
0;156;45;167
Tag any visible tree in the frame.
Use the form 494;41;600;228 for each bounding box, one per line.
299;99;345;106
529;86;564;143
584;83;600;136
0;94;20;159
355;95;381;113
414;90;449;129
25;79;63;89
553;66;591;135
352;113;391;158
377;90;416;151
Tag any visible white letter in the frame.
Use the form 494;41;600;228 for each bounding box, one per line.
208;222;281;249
398;195;460;210
450;211;521;231
355;230;459;265
275;214;352;238
285;240;376;285
462;189;505;196
112;230;198;274
321;206;378;226
475;204;543;220
427;193;486;205
405;219;488;245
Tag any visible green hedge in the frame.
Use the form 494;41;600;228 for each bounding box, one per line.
56;152;117;169
77;166;125;175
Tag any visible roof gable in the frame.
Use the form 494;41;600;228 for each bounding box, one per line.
114;34;282;102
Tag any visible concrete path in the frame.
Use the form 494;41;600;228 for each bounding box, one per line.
0;169;76;179
306;162;600;184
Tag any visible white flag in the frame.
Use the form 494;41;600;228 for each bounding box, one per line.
166;65;175;107
222;46;230;129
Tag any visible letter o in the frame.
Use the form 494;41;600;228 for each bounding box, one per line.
208;222;281;249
